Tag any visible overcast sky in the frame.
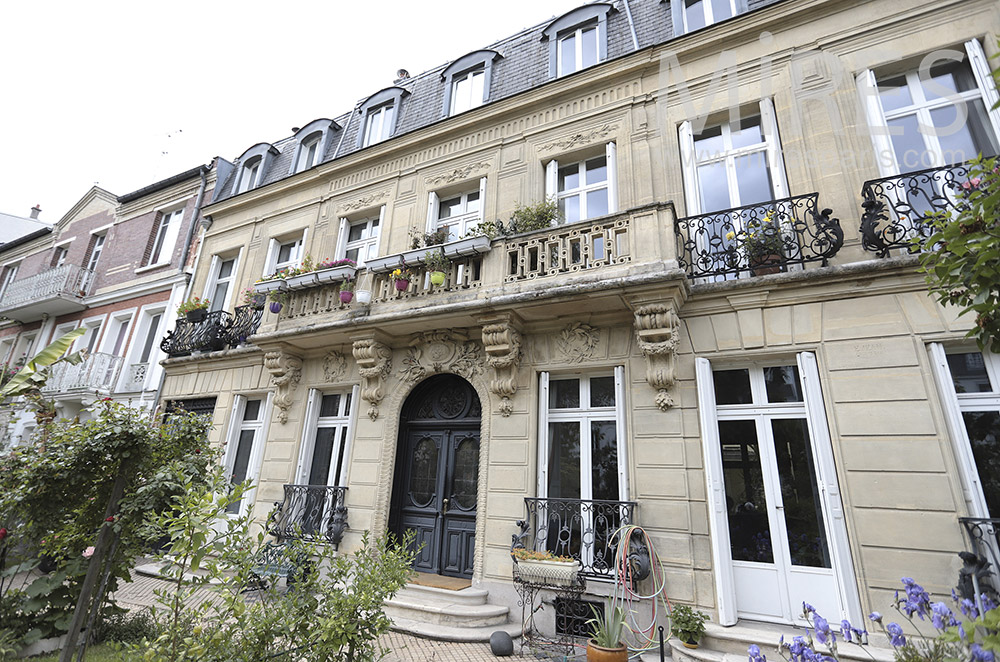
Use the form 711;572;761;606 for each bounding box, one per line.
0;0;584;223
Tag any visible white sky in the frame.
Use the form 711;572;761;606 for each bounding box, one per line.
0;0;584;223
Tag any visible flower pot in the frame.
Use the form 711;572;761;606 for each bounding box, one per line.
339;290;354;304
682;641;700;649
186;308;208;322
430;270;447;286
394;278;410;292
750;253;783;276
269;301;283;314
356;290;372;305
587;640;628;662
513;558;581;586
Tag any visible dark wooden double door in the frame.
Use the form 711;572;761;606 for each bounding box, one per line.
391;375;480;578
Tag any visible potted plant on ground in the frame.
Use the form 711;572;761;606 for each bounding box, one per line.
586;600;629;662
390;265;413;292
339;277;354;304
177;297;210;322
511;548;581;587
424;249;450;286
670;604;709;649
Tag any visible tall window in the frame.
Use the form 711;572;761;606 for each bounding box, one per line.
148;209;184;266
208;256;237;312
545;143;618;225
450;68;486;115
301;391;355;487
104;315;132;357
85;235;105;273
430;186;482;241
680;0;737;32
238;157;262;193
137;313;162;366
0;264;19;298
339;216;381;266
51;246;68;268
557;23;598;77
297;134;322;172
363;104;395;147
226;397;267;514
265;235;304;276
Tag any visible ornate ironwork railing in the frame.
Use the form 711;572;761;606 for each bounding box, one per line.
269;484;348;547
675;193;842;280
160;311;232;357
860;162;974;257
123;363;149;391
41;352;122;394
513;497;643;580
958;517;1000;611
503;217;631;282
225;305;265;346
0;264;94;311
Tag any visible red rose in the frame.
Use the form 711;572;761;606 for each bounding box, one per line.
0;528;7;540
105;516;115;522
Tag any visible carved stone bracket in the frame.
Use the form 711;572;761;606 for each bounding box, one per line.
632;303;679;411
480;314;522;417
264;349;303;424
399;330;484;385
352;337;393;420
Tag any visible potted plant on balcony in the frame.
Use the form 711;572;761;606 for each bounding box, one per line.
728;211;786;276
670;604;709;649
511;548;581;586
586;600;629;662
424;249;450;286
390;265;413;292
242;286;266;310
177;297;210;322
338;277;354;304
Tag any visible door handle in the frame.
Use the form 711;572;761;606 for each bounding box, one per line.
442;498;450;514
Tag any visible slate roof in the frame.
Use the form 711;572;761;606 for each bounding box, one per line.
0;212;52;246
212;0;777;204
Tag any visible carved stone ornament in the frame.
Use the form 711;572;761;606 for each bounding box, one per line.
557;322;599;363
338;190;389;213
264;350;303;424
632;303;679;411
538;124;618;153
399;331;484;385
323;350;347;383
481;318;522;417
426;161;491;186
352;338;393;420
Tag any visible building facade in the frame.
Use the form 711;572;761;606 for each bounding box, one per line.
156;0;1000;642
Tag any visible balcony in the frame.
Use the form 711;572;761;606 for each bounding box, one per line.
675;193;843;280
958;517;1000;610
159;305;265;358
860;162;973;257
513;497;642;580
0;264;94;322
40;352;122;395
268;484;348;547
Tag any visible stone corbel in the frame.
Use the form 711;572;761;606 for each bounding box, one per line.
632;303;679;411
479;313;522;417
264;349;303;424
352;335;393;420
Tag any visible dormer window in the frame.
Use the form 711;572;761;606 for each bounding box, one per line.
231;143;279;196
441;50;501;117
298;135;321;171
289;119;339;174
542;4;613;78
238;158;262;193
451;69;485;115
356;87;408;149
672;0;746;35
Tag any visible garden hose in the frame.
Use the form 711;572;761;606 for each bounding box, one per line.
610;524;674;655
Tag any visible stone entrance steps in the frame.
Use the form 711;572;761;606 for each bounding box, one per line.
385;582;522;643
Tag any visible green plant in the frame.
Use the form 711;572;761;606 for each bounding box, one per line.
339;276;355;292
509;199;561;233
0;327;86;401
727;212;785;265
390;266;414;282
96;608;159;644
670;604;709;645
410;227;450;249
424;249;450;273
588;600;629;649
511;547;575;562
176;297;210;316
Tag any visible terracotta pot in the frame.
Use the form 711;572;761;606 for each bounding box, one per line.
269;301;283;314
750;253;783;276
394;278;410;292
430;270;447;286
682;641;700;649
186;308;208;322
587;640;628;662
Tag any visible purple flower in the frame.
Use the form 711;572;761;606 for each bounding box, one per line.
898;578;931;619
983;594;999;612
971;644;996;662
840;620;853;643
960;598;979;620
748;644;766;662
958;623;967;641
868;611;882;623
813;614;834;645
802;602;815;614
930;602;957;630
886;623;906;647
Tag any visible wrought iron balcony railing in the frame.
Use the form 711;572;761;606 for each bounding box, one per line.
860;162;973;257
512;497;643;580
675;193;843;280
160;305;264;358
958;517;1000;611
269;484;348;547
0;264;94;311
41;352;122;394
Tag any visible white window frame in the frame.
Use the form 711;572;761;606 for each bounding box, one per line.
427;178;486;241
14;332;36;363
52;246;68;268
545;142;618;224
336;207;384;267
0;337;15;366
238;158;262;193
263;231;306;277
362;104;395;147
857;40;1000;177
680;0;739;33
222;393;274;517
203;250;243;312
119;305;166;392
296;133;322;172
99;310;135;358
148;208;184;266
74;315;105;355
450;67;486;115
0;263;19;298
556;23;599;77
296;386;360;486
86;234;106;273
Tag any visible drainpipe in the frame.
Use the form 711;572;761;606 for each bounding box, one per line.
622;0;640;51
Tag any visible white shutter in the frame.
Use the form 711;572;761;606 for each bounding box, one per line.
223;395;246;477
263;238;278;277
297;389;321;484
340;384;362;487
537;372;550;497
695;357;737;626
336;218;349;260
202;255;220;301
426;191;440;233
478;176;488;222
614;365;629;501
678;120;700;216
297;228;309;266
796;351;863;625
606;142;619;213
965;39;1000;141
759;98;789;199
545;160;559;201
374;205;387;257
929;343;990;518
856;69;898;176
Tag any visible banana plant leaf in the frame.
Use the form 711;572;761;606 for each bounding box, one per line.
1;327;87;398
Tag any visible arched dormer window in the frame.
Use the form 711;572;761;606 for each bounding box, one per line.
357;87;408;148
232;143;279;195
289;118;340;174
541;3;614;78
441;50;502;117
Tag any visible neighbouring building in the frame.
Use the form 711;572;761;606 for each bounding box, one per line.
0;164;216;444
0;206;51;247
155;0;1000;648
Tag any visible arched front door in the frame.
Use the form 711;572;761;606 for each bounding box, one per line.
390;374;481;578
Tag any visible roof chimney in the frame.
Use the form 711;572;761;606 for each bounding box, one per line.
29;205;41;220
394;69;410;84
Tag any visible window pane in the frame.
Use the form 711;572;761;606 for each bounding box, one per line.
453;436;479;509
590;376;616;407
218;259;235;279
243;399;261;421
714;369;752;404
684;0;707;31
470;69;485;107
581;27;598;69
439;196;462;219
764;366;803;403
591;420;619;500
877;75;913;113
345;247;359;262
559;32;576;75
333;426;349;486
694;124;725;160
932;101;999;162
963;411;1000;517
921;61;979;101
772;418;831;568
559;163;580;191
548;421;581;499
585;156;607;185
348;223;366;242
710;0;733;22
320;393;342;417
550;378;580;408
454;74;472;113
888;115;931;172
212;282;228;312
229;429;256;513
697;161;731;213
730;116;764;150
467;191;481;213
719;419;773;563
277;243;294;263
948;353;992;393
310;427;336;486
560;194;581;224
734;151;774;206
586;189;609;218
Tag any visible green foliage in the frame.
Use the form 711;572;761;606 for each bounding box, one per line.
588;600;629;649
175;297;210;316
96;608;159;644
423;248;450;272
466;199;563;239
409;227;450;249
670;604;709;644
0;327;86;400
